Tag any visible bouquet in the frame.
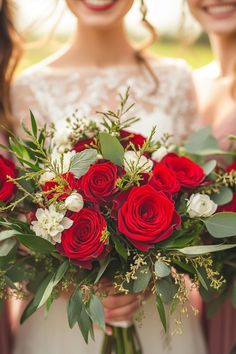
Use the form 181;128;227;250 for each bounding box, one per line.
0;93;236;354
185;128;236;315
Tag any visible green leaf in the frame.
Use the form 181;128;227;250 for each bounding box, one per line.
70;149;97;178
99;132;125;167
67;287;83;329
38;261;69;308
194;267;208;291
154;261;171;278
211;187;233;206
185;127;224;155
133;266;152;293
204;212;236;238
0;239;16;257
202;160;217;175
30;111;37;137
86;294;105;331
53;260;69;287
156;276;178;304
156;294;167;332
112;235;127;261
4;275;18;290
16;234;55;253
78;305;93;344
95;258;113;284
177;244;236;255
0;230;19;242
20;274;54;324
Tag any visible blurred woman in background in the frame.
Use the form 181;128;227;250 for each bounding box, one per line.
187;1;236;353
10;0;206;353
0;0;22;353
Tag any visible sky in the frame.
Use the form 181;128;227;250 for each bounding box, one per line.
16;0;201;37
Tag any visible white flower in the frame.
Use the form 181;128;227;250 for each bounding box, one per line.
53;127;72;153
151;146;168;162
187;193;217;218
65;193;84;212
39;171;56;185
51;150;76;174
31;205;73;244
124;151;153;173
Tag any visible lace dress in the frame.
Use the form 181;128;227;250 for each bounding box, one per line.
11;57;207;354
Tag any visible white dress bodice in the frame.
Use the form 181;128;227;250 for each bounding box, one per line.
11;57;206;354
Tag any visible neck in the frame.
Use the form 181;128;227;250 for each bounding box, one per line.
209;33;236;77
68;21;136;67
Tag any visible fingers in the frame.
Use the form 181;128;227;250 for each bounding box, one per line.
104;299;140;322
102;293;139;309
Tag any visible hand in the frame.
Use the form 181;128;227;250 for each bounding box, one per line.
99;279;142;333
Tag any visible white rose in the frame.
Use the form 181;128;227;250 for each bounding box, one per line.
31;205;73;244
124;151;153;173
65;193;84;212
151;146;168;162
39;171;55;185
51;150;76;174
187;193;217;218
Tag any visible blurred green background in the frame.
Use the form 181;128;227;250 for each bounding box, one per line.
19;36;213;72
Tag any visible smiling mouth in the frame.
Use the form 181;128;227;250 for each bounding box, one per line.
81;0;117;12
203;2;236;15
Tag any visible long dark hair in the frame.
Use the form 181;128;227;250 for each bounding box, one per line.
0;0;22;133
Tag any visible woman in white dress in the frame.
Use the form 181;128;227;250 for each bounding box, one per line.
11;1;207;353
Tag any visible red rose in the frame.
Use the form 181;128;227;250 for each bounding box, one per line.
58;208;107;269
43;172;79;201
0;155;18;203
79;161;120;204
149;163;180;194
218;193;236;212
161;153;204;188
74;138;94;153
120;130;146;149
226;162;236;172
118;185;181;251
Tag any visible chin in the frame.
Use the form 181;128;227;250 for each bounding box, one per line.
66;0;134;28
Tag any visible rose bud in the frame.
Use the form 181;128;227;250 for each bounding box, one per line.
151;147;168;162
65;193;84;212
187;193;217;218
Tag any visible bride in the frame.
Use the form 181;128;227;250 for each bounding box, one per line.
11;0;207;353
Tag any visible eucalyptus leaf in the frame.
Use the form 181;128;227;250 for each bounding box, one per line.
86;294;105;331
99;132;124;166
0;239;16;257
70;149;97;178
204;212;236;238
78;305;93;344
133;266;152;293
154;261;171;278
194;267;208;291
202;160;217;175
156;294;167;332
38;261;69;308
112;235;127;260
16;234;55;253
211;187;233;206
156;276;178;304
0;230;19;242
20;274;54;324
67;287;83;329
177;244;236;255
95;258;113;284
185;127;224;155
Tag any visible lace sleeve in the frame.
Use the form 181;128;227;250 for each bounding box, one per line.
170;61;201;141
10;71;47;134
